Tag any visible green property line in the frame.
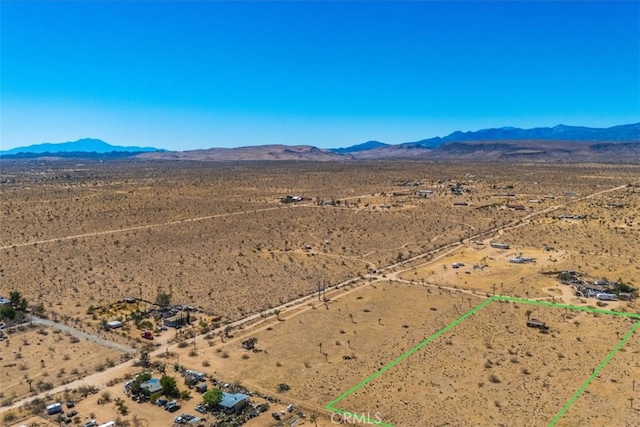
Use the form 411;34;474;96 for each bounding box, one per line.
494;295;640;319
325;295;640;426
548;319;640;426
329;407;395;427
325;295;497;423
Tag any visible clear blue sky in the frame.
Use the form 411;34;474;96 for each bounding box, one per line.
2;1;639;151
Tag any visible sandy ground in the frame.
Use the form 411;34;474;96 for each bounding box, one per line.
1;161;639;426
0;325;123;405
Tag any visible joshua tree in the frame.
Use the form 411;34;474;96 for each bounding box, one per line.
138;351;150;368
525;310;533;320
24;374;33;393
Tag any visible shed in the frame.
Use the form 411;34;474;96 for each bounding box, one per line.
219;392;249;414
526;319;547;329
195;383;207;393
46;402;63;415
106;321;123;329
491;242;510;249
184;370;206;381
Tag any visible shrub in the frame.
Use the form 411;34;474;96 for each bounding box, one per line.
3;412;17;423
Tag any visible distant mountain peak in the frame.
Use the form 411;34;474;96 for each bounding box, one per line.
329;140;390;154
0;138;163;156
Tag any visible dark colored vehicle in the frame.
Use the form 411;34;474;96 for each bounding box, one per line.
272;412;281;421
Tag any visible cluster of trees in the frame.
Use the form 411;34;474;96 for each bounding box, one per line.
202;388;223;410
0;291;29;320
612;280;636;295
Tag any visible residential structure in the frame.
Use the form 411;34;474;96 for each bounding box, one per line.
219;392;249;414
140;378;163;395
164;314;187;329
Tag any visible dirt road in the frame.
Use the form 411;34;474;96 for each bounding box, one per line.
1;183;631;415
29;315;136;354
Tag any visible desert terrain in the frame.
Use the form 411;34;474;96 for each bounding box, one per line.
1;160;639;426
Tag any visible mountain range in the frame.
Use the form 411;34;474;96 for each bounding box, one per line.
2;123;639;162
0;138;161;156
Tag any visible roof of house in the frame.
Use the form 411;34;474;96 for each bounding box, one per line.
219;392;249;409
140;378;163;394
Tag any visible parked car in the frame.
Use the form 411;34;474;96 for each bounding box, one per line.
272;412;281;420
164;401;181;412
195;404;207;414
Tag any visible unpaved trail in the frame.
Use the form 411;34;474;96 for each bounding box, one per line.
29;316;136;353
1;183;630;414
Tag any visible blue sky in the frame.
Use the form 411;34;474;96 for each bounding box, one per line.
2;1;639;151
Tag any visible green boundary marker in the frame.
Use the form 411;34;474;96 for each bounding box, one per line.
325;296;497;425
494;295;640;319
548;319;640;426
325;294;640;426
